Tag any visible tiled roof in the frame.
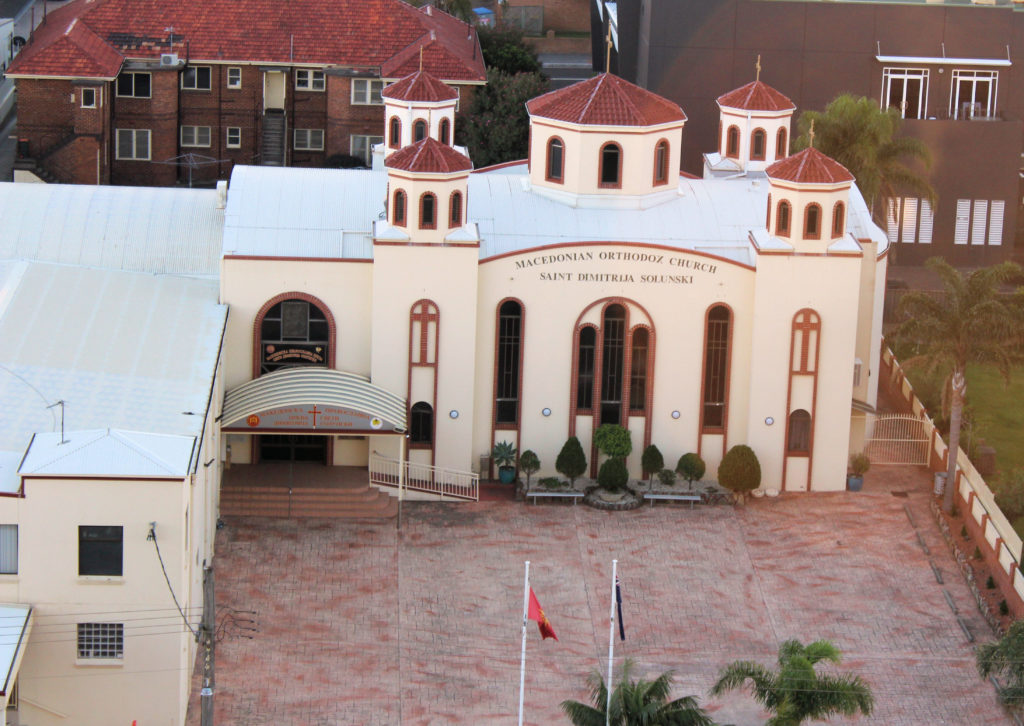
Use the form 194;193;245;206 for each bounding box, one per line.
766;147;854;185
8;0;485;82
7;10;123;78
527;73;686;127
383;70;458;103
717;80;795;112
386;137;472;174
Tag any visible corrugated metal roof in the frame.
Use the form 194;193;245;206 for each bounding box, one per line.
222;368;407;432
0;604;32;695
0;182;222;276
0;261;226;457
223;166;384;259
19;429;196;477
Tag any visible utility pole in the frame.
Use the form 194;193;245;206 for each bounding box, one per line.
200;565;215;726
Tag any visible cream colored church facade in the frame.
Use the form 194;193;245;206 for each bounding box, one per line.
219;71;888;495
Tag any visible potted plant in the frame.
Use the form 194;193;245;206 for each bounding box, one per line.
492;441;517;484
848;452;870;492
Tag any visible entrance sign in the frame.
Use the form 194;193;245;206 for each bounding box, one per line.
237;404;399;432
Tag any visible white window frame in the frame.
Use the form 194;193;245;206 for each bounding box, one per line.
115;129;151;161
294;128;324;151
80;87;98;109
226;67;242;89
350;134;383;166
351;78;384;105
180;65;212;91
295;69;326;92
950;70;998;120
115;72;151;99
0;525;17;575
881;67;928;120
180;125;212;148
76;622;124;661
226;127;242;149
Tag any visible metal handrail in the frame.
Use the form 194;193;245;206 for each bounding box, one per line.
369;452;478;501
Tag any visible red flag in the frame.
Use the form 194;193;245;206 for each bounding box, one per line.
527;587;558;640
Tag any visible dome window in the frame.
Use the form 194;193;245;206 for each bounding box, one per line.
599;142;622;188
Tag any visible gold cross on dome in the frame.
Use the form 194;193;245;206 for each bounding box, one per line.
808;119;816;148
756;54;761;82
419;46;423;73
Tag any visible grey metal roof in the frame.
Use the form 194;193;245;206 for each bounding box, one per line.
0;260;226;458
0;182;223;276
223;166;384;259
19;429;197;478
222;367;407;432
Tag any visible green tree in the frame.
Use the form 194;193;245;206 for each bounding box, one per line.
711;639;873;726
556;436;588;486
561;658;716;726
795;93;934;222
478;25;542;75
641;444;664;486
519;449;540;489
675;453;706;492
717;445;760;502
459;68;549;167
597;458;629;493
978;620;1024;706
894;257;1023;513
593;424;632;461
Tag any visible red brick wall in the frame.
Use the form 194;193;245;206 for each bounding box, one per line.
111;68;178;186
47;136;103;185
17;78;75;157
325;75;383;163
504;0;590;33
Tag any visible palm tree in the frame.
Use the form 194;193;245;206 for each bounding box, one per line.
710;639;873;726
561;659;716;726
977;620;1024;707
795;93;935;224
894;258;1023;514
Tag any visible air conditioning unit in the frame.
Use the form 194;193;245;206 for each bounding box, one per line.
159;53;179;66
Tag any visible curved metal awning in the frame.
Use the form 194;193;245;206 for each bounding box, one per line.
221;368;407;434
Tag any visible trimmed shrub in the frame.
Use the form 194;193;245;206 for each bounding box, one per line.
718;445;761;500
657;469;677;487
987;575;997;590
556;436;587;486
641;445;664;482
973;546;984;561
519;450;540;489
960;525;969;539
1000;600;1010;616
676;453;706;489
598;458;629;493
593;424;632;461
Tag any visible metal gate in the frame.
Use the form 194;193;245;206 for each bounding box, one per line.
862;414;930;465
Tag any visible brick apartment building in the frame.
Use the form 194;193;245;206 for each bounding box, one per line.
5;0;485;186
593;0;1024;269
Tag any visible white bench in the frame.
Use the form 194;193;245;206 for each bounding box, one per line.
526;490;585;505
644;493;702;509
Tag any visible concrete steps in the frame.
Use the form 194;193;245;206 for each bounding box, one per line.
220;484;397;519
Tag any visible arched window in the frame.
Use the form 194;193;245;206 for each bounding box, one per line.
413;119;427;142
439;118;450;145
701;305;731;430
726;126;740;158
576;326;596;410
389;116;401;148
653;140;669;185
629;328;649;411
420;193;436;229
776;200;791;236
787;409;811;453
751;129;766;161
791;309;821;374
776;127;788;160
804;203;821;239
393;189;406;226
495;300;523;425
449;191;462;228
546;137;564;182
599;143;621;188
600;304;626;424
259;298;330;375
832;201;845;237
410;402;434;445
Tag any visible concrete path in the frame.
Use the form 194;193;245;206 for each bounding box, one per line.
188;465;1010;725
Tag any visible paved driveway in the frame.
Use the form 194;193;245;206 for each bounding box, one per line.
189;467;1010;725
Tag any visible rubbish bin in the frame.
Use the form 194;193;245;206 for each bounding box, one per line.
933;472;947;497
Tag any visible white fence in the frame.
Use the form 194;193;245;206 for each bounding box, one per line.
369;452;479;501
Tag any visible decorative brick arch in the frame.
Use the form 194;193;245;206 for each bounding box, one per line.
408;299;440;461
783;308;821;490
252;291;337;379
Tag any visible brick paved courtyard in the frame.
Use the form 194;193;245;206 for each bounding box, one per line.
188;466;1011;725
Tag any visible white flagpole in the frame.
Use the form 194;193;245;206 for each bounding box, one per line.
605;559;617;726
518;560;530;726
